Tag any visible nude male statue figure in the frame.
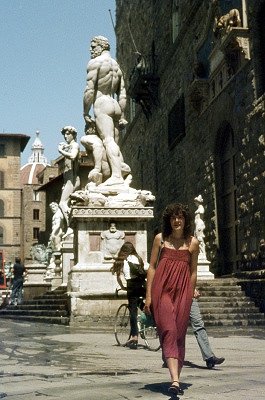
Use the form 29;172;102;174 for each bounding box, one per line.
58;126;80;231
82;35;130;186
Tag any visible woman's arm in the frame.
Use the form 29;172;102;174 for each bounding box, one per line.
189;236;199;295
144;233;162;314
116;274;126;291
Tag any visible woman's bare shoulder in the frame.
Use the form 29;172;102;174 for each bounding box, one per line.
189;236;199;251
154;233;163;244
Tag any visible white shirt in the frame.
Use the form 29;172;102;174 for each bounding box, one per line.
123;254;140;280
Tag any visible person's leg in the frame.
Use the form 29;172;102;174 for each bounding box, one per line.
190;299;225;368
16;280;24;304
128;295;138;339
10;279;19;304
95;111;124;184
190;299;214;360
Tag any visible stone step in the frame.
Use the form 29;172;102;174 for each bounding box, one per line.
198;298;252;304
198;306;260;314
197;278;237;283
9;304;68;311
199;291;245;297
202;312;265;321
0;308;69;317
200;319;265;327
33;293;68;300
26;299;68;305
0;315;70;325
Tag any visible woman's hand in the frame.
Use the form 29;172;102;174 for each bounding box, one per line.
144;297;152;314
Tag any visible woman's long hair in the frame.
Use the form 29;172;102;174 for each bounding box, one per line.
111;241;144;276
162;203;193;239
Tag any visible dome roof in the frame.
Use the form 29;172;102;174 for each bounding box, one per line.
20;163;46;185
20;131;49;185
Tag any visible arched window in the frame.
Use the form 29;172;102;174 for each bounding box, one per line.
0;200;4;217
172;0;180;43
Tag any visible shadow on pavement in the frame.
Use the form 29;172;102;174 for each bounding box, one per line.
144;381;192;398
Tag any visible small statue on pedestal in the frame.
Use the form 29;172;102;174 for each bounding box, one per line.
101;222;125;260
194;195;207;260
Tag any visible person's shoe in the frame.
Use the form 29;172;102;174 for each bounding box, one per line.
168;381;184;396
124;339;138;349
206;356;225;369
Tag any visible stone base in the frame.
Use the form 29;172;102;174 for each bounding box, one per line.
25;263;47;284
68;205;153;320
23;282;51;301
69;295;126;326
197;259;214;280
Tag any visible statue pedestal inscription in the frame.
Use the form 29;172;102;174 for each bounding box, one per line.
68;206;153;324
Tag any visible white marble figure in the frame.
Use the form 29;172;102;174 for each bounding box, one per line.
194;195;207;260
82;35;131;186
48;202;64;251
58;126;80;234
70;174;155;208
101;223;125;260
30;244;51;265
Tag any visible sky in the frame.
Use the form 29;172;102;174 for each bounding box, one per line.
0;0;116;165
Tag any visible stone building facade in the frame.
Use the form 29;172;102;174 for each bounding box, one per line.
115;0;265;276
0;133;30;264
20;132;51;262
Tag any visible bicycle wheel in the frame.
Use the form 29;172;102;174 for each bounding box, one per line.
143;324;161;351
114;303;130;346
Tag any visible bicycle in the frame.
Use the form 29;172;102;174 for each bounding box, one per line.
114;288;161;351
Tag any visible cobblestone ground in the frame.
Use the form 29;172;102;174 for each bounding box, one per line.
0;320;264;399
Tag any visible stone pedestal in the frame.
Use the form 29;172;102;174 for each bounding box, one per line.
24;263;51;300
197;256;214;280
61;235;74;285
68;206;153;324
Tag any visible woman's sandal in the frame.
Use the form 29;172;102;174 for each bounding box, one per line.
168;380;184;396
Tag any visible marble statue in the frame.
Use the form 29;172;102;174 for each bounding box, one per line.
30;244;51;265
194;195;207;259
48;202;64;251
101;222;125;260
214;8;241;37
70;174;155;208
58;126;80;233
82;35;131;187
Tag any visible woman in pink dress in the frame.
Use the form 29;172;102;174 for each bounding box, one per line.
144;203;199;396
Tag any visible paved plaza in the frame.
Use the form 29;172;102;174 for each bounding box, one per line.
0;319;264;400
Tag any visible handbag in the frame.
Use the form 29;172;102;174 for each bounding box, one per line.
128;260;146;278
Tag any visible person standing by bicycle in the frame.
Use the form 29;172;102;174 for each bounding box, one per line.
111;242;146;349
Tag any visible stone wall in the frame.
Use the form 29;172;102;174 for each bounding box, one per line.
116;0;265;275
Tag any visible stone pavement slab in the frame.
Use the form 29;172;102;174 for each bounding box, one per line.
0;319;264;399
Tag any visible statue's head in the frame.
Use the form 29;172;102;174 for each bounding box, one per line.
194;195;203;204
109;222;117;232
90;36;110;58
61;126;77;140
49;202;59;213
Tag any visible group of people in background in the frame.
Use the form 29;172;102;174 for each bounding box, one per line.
112;202;225;396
